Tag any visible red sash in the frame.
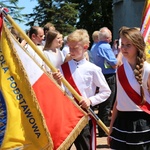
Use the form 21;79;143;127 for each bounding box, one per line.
118;65;150;114
61;62;96;150
61;62;82;97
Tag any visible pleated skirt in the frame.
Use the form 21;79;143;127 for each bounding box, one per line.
110;111;150;150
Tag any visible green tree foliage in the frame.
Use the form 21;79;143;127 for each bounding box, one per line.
26;1;78;35
51;3;78;36
66;0;113;45
26;0;112;39
0;0;24;23
25;0;54;26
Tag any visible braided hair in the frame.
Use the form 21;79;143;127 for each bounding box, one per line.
120;27;146;104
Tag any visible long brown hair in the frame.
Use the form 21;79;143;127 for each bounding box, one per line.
44;30;59;50
120;27;146;104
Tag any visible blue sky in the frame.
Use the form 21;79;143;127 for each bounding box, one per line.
17;0;38;31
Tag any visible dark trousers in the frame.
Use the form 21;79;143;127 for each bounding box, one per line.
74;123;91;150
68;120;93;150
98;73;116;136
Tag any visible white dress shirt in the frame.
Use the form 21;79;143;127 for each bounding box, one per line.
61;58;111;106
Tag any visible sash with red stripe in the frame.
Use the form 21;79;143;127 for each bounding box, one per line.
61;62;81;100
118;65;150;114
61;62;96;150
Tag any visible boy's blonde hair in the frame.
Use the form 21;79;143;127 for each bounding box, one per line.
67;29;90;46
92;31;99;42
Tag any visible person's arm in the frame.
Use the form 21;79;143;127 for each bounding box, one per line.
99;46;118;69
20;39;27;47
111;64;118;69
79;96;91;109
64;53;72;63
52;69;63;86
89;67;111;106
107;100;118;146
116;52;123;67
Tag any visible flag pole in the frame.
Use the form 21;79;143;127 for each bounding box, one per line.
1;7;109;135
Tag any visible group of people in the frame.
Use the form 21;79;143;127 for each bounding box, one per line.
90;27;118;138
108;27;150;150
90;26;150;150
10;23;150;150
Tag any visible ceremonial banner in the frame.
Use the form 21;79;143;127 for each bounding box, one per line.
0;18;88;150
141;0;150;63
0;19;52;150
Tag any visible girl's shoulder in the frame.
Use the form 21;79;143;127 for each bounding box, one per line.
143;61;150;82
144;61;150;71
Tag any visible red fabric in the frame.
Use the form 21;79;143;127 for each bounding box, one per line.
142;14;150;38
90;118;96;150
33;74;85;149
141;2;150;25
0;8;9;38
0;14;3;38
62;62;96;150
118;65;150;114
140;0;150;41
62;62;82;95
3;8;9;13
